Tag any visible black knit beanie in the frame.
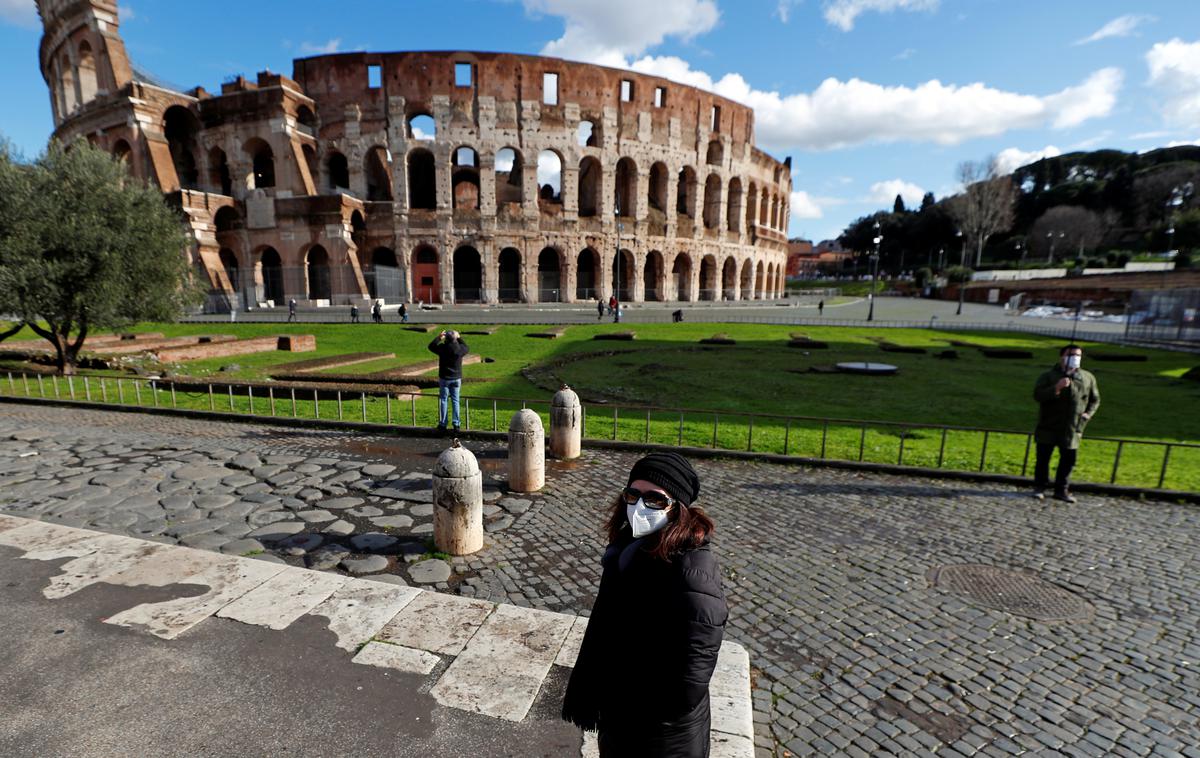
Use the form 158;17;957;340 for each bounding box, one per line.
626;452;700;506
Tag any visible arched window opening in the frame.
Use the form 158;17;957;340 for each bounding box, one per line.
576;248;599;300
703;174;722;230
614;157;637;218
407;149;436;210
739;259;753;300
219;249;240;293
722;257;737;300
306;246;331;301
746;182;758;232
296;105;317;133
612;249;634;301
706;140;723;167
412;245;441;303
452;146;480;211
755;261;765;298
327;151;350;191
214;206;241;234
537;150;562;207
577;120;598;147
244;138;275;190
498;247;521;302
164;106;201;190
727;178;744;233
453;246;483;303
259;247;284;305
77;42;98;103
408;113;436;140
648;162;669;213
301;145;317;193
676;167;696;218
644;251;663;302
112;140;132;171
759;188;769;225
495;148;524;209
699;256;717;300
538;247;562;302
578;156;601;218
349;210;367;251
672;254;693;302
365;147;392;201
60;55;77;114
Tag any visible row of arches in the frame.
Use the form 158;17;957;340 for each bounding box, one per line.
213;244;786;306
54;39;99;122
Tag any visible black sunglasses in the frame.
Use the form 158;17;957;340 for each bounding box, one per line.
621;486;676;511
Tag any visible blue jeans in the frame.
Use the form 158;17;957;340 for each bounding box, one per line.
438;378;461;428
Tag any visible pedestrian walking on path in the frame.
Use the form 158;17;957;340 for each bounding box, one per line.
399;303;409;323
597;298;605;321
372;301;382;323
563;452;727;758
429;329;469;431
1032;344;1100;503
818;299;824;316
350;304;360;323
287;298;297;322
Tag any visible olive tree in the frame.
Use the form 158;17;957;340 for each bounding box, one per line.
0;140;200;374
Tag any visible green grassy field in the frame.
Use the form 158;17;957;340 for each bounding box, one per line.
2;321;1197;491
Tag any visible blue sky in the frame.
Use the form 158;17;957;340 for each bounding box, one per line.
2;0;1198;243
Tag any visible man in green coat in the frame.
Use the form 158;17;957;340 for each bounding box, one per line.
1032;344;1100;502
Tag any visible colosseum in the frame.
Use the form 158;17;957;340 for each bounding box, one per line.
37;0;793;310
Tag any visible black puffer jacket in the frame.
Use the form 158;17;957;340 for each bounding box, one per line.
563;527;728;757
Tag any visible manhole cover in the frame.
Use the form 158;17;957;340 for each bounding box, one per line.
927;564;1094;622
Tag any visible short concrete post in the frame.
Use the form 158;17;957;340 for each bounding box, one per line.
433;439;483;555
550;384;582;460
508;408;545;492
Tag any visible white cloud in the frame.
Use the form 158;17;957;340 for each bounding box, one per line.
1075;14;1155;45
0;0;36;27
791;191;825;219
822;0;938;32
524;0;718;64
867;179;924;208
629;56;1122;150
893;48;916;61
775;0;801;23
994;145;1062;174
1164;139;1200;148
1130;130;1172;141
299;39;342;55
1147;38;1200;126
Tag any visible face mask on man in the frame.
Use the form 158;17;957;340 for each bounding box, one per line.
626;499;670;538
1065;355;1081;371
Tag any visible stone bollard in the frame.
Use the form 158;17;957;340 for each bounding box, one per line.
432;439;483;555
508;408;545;493
550;384;582;460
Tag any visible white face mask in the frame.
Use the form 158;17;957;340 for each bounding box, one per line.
1065;355;1082;371
626;499;670;538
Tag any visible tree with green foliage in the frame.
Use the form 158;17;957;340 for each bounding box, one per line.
0;140;200;374
0;142;30;343
893;194;907;214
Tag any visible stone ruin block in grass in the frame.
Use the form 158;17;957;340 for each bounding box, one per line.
1182;366;1200;382
700;333;737;345
935;349;959;360
787;333;828;349
404;325;438;333
878;341;926;354
155;335;315;362
461;325;500;335
594;332;636;341
528;326;568;339
1089;353;1148;362
277;335;317;352
979;348;1034;360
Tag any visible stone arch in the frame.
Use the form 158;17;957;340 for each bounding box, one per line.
214;206;241;234
76;41;98;104
305;245;332;301
112;139;132;171
256;246;284;305
676;166;696;219
296;105;317;132
495;147;523;209
615;157;637;218
759;187;769;225
208;146;232;195
538;246;563;302
746;182;758;231
164;106;201;190
577;119;599;147
327;150;350;190
407;148;436;210
59;53;77;114
362;147;389;201
452;146;480;210
411;244;441;303
612;249;635;301
498;247;522;302
648;162;669;214
219;248;240;293
672;253;694;302
537;150;563;206
727;178;744;233
576;247;600;300
578;156;602;217
453;245;483;302
706;140;723;167
722;256;738;300
408;112;436;140
739;258;754;300
644;250;665;301
243;137;275;190
698;255;718;300
703;173;722;230
755;261;765;299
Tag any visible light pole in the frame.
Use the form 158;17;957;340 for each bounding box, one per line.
937;247;945;272
1071;299;1091;342
1046;231;1064;264
955;229;966;316
614;209;623;314
1016;240;1025;269
868;221;882;321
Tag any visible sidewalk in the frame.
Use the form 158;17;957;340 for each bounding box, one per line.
0;514;754;757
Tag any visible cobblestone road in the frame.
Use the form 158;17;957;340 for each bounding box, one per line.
1;402;1197;757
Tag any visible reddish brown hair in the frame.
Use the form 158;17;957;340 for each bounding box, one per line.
605;495;715;562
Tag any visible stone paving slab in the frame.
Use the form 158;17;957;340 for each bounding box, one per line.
216;566;350;630
307;581;421;652
352;640;442;676
377;590;497;656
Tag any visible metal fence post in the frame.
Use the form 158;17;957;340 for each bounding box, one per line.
1110;441;1124;484
492;400;497;431
133;380;140;405
858;424;867;462
22;373;31;396
248;386;255;415
979;431;989;472
151;380;159;407
337;391;343;420
228;385;234;412
314;390;319;419
678;412;685;447
291;387;297;417
646;409;651;443
208;383;214;411
820;420;828;459
1158;445;1172;489
386;394;392;425
100;378;108;403
83;376;91;401
898;430;907;465
5;372;12;393
465;398;470;430
711;414;719;449
937;428;948;468
269;387;275;416
39;374;46;398
410;393;416;425
68;376;76;399
116;378;123;404
170;383;177;408
613;408;619;441
747;416;754;451
361;392;367;422
1021;434;1032;477
52;375;60;399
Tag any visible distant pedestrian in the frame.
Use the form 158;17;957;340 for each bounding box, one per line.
613;303;622;323
399;303;409;323
350;304;360;323
1031;344;1100;503
597;298;605;321
429;329;469;432
608;294;617;315
562;452;727;758
372;301;382;323
672;309;684;323
288;298;297;322
818;299;824;316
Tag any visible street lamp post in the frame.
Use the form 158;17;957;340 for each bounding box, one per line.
1071;299;1091;342
868;222;882;321
955;230;966;316
1046;231;1064;264
1016;240;1025;269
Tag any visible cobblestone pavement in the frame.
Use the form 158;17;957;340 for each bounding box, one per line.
2;402;1198;757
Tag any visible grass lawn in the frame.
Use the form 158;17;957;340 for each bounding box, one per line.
2;320;1197;491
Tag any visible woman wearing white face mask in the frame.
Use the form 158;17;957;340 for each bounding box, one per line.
562;452;728;758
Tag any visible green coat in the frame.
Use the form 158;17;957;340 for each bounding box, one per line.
1033;364;1100;449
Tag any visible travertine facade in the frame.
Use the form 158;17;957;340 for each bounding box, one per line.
38;0;793;308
